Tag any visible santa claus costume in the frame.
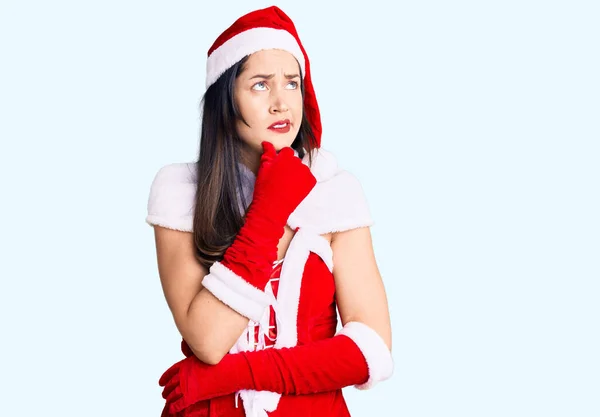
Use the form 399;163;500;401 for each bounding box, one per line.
146;6;394;417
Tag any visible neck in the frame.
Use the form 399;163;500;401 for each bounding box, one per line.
239;143;262;175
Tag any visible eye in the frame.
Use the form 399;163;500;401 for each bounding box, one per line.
252;81;267;91
286;80;299;89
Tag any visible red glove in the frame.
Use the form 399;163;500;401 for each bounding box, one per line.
201;142;317;321
159;322;393;415
221;142;315;286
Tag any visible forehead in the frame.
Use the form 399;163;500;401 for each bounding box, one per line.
243;49;300;73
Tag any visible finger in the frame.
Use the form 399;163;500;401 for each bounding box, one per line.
169;397;188;414
160;404;170;417
261;141;276;156
277;147;294;158
158;364;179;386
162;377;180;399
165;386;183;404
258;144;277;175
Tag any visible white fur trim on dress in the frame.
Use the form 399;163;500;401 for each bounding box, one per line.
300;148;339;183
275;228;334;348
273;230;310;349
201;261;272;323
145;148;373;235
146;163;196;232
288;169;374;234
229;226;336;415
337;321;394;390
206;27;306;88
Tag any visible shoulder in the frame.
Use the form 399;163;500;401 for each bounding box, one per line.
317;168;374;233
152;162;197;184
145;162;197;232
290;149;374;234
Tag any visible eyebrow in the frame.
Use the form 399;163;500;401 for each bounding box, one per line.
249;73;300;80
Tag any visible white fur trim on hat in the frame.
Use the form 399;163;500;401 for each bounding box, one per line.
337;321;394;390
201;261;272;322
206;27;306;88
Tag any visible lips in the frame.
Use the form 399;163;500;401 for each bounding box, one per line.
268;119;291;130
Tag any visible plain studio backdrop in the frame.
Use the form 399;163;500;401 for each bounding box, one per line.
0;1;598;416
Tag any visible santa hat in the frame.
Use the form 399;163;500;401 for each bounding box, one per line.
205;6;322;147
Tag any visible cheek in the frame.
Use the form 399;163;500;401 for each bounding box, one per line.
237;96;259;122
292;95;304;118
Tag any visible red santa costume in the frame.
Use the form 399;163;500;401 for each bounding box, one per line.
146;6;394;417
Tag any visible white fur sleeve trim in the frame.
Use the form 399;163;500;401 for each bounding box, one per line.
201;261;271;322
337;321;394;390
145;163;197;232
289;169;374;234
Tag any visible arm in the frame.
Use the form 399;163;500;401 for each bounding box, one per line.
160;226;394;413
332;226;392;352
248;226;393;392
151;143;315;364
153;226;250;364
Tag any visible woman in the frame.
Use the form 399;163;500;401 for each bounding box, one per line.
146;6;393;417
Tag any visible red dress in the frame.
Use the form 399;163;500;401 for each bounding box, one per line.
170;253;351;417
149;150;393;417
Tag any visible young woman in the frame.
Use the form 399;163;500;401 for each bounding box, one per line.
146;6;393;417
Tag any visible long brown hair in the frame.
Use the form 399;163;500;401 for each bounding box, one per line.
192;55;318;268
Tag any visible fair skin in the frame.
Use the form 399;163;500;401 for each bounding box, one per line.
153;49;392;365
235;48;304;174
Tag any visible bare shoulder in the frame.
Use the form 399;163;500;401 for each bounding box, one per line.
154;225;198;262
320;231;333;244
330;227;379;289
331;226;374;251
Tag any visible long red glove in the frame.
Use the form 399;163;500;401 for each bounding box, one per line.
159;322;393;415
201;142;317;321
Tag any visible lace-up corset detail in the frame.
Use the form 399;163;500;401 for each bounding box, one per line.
250;259;283;349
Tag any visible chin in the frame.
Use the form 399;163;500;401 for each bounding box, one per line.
269;132;299;150
272;141;295;151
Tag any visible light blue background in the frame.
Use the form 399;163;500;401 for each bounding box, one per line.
1;1;598;416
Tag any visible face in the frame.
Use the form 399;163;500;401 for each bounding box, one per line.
234;49;303;154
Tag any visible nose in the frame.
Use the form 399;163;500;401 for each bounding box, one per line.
269;89;289;114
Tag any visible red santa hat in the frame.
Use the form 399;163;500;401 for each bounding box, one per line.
205;5;322;148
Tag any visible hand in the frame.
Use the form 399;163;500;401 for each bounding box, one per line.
249;141;316;226
158;353;250;414
200;141;317;316
159;355;207;414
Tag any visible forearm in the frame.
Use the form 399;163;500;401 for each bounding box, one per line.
182;287;250;365
181;217;283;363
190;322;394;400
182;149;316;363
239;334;370;395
